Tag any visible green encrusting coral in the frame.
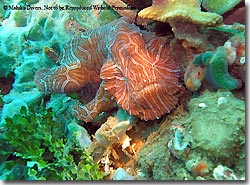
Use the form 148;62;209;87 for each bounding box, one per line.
193;46;238;90
0;100;103;180
13;10;30;27
186;90;245;161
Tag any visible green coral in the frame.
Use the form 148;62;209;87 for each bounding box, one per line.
193;46;239;90
27;23;46;41
185;90;245;160
19;0;39;4
0;54;15;78
13;10;30;27
98;2;121;25
202;0;242;15
0;100;103;180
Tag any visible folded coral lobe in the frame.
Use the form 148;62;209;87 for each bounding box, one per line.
101;24;181;121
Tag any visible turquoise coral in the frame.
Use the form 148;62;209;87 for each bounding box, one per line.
192;46;239;90
202;0;242;15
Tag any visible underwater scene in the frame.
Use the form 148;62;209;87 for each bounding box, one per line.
0;0;246;181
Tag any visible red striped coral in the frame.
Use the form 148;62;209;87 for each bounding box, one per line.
35;17;181;122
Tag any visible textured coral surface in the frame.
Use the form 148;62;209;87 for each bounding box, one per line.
138;0;223;26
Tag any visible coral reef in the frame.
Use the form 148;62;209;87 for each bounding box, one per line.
89;109;136;177
0;0;104;126
0;0;111;179
67;121;93;149
137;0;223;50
35;17;182;122
194;46;239;90
0;88;43;126
213;165;242;180
94;116;132;148
135;107;191;180
94;107;134;148
170;21;213;50
0;0;245;181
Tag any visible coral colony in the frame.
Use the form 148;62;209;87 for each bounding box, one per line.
0;0;246;181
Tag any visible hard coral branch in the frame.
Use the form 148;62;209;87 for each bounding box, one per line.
138;0;223;26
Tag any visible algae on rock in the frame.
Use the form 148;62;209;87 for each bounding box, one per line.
185;90;245;160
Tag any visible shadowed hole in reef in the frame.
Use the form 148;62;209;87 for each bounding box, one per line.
153;22;173;37
223;1;245;24
0;73;14;95
6;153;20;161
79;106;119;137
122;0;152;10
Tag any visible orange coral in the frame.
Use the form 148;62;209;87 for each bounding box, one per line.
191;162;209;177
184;64;206;91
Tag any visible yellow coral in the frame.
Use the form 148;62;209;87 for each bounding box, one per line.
138;0;223;26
